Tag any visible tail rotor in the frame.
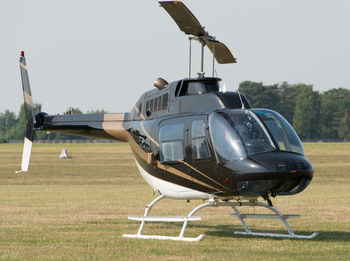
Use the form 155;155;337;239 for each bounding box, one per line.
16;51;36;173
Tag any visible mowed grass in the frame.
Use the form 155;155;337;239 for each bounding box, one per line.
0;142;349;260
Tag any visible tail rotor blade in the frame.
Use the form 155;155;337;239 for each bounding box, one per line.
16;51;35;173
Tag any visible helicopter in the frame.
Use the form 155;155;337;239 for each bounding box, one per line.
17;1;318;241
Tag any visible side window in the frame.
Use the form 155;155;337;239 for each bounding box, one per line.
162;93;168;110
146;101;149;113
191;120;210;160
175;82;182;97
158;96;162;111
150;99;154;112
154;98;158;112
159;122;184;162
179;82;188;96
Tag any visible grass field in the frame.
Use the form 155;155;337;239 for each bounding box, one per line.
0;143;349;260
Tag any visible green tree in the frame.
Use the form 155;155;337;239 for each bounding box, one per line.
238;81;280;112
320;88;350;139
8;104;42;140
277;82;300;124
0;110;18;138
293;84;321;140
339;109;350;140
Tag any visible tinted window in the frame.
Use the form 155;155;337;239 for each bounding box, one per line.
158;96;162;111
217;92;251;109
159;122;184;162
175;82;182;97
225;111;276;155
187;82;207;95
191;120;210;160
253;109;304;155
150;99;154;112
209;113;247;163
146;101;149;113
154;98;158;112
179;81;220;96
162;93;169;110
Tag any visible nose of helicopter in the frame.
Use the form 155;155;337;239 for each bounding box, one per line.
249;151;313;174
225;151;314;196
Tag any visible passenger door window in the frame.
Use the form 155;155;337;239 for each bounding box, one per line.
159;122;185;162
191;119;210;160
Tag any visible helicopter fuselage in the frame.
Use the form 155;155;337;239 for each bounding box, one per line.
38;77;314;200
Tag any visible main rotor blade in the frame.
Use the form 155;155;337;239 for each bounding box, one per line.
159;1;206;36
207;41;237;64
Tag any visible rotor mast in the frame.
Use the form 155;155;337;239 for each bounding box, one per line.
190;33;218;77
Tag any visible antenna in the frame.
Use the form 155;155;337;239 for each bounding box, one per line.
159;1;237;77
212;42;215;77
188;37;192;78
200;40;205;77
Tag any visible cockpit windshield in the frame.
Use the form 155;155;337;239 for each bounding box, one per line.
209;109;304;163
252;109;304;155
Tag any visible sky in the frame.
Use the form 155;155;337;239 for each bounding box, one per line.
1;0;349;115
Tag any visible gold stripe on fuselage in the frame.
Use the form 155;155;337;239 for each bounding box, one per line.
102;113;129;142
179;160;229;191
102;110;223;193
156;161;220;192
128;136;221;192
134;105;146;121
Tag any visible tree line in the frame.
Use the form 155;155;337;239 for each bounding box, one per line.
0;105;106;143
239;81;350;140
1;82;350;142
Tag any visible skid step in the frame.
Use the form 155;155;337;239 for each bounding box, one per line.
128;216;201;222
230;214;300;219
123;234;205;241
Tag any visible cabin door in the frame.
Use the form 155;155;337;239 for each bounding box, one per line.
185;116;220;191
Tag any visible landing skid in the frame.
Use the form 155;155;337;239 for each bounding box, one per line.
123;195;318;241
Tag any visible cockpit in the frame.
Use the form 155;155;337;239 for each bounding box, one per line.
209;109;304;163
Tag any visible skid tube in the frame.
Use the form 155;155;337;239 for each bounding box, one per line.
123;195;318;241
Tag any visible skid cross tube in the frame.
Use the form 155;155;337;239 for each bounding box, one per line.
123;196;318;241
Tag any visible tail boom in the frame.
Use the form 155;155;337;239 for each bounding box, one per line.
38;113;129;142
